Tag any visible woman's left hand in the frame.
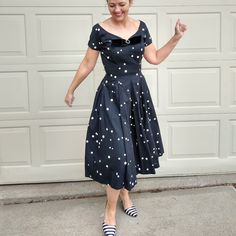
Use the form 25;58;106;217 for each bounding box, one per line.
175;19;187;38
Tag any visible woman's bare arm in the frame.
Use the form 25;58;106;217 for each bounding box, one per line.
144;19;187;65
65;48;99;107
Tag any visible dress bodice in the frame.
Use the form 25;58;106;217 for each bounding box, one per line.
88;20;152;77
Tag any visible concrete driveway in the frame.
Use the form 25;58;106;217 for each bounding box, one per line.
0;185;236;236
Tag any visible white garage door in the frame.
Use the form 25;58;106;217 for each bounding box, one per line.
0;0;236;184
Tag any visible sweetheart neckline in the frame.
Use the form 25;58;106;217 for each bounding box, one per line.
97;20;142;41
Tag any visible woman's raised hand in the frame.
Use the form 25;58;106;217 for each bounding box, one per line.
64;93;75;107
175;19;187;38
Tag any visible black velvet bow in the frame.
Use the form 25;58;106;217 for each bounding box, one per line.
111;35;141;47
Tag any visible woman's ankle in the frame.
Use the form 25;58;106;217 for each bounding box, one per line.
120;189;130;200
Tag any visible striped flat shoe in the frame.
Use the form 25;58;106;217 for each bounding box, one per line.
124;204;138;217
102;222;116;236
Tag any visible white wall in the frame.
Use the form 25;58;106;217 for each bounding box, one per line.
0;0;236;184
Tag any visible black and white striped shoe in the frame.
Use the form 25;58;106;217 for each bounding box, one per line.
102;222;116;236
124;204;138;217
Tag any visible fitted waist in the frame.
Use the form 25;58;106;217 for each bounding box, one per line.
105;66;142;77
103;72;144;84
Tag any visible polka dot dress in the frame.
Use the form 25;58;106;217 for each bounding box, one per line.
85;20;164;191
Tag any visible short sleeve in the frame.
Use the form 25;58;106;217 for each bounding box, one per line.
142;22;152;47
88;24;102;51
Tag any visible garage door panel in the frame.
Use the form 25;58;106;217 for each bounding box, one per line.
169;121;219;158
37;70;94;111
0;127;31;166
230;67;236;106
166;12;221;53
231;12;236;52
230;120;236;156
39;125;86;164
0;71;29;112
168;67;220;107
36;14;93;54
0;14;26;56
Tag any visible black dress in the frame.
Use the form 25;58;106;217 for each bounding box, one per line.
84;20;164;191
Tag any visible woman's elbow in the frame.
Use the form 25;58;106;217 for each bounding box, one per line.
146;57;161;65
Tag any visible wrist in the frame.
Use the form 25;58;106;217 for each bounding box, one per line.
173;33;182;41
67;89;74;95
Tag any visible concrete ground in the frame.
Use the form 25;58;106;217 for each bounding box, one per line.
0;185;236;236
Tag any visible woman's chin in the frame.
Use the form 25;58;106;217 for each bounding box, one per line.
112;14;127;21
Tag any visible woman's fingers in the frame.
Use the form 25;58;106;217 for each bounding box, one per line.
65;93;75;107
175;19;187;36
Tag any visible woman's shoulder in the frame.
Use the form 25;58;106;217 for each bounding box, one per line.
97;18;111;28
130;17;142;25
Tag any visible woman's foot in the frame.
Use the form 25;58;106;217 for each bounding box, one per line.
119;188;138;217
102;222;116;236
103;200;117;236
119;188;133;209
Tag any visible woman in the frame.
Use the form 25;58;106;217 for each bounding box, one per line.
65;0;187;235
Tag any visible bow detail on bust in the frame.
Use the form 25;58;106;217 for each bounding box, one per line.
111;35;141;47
